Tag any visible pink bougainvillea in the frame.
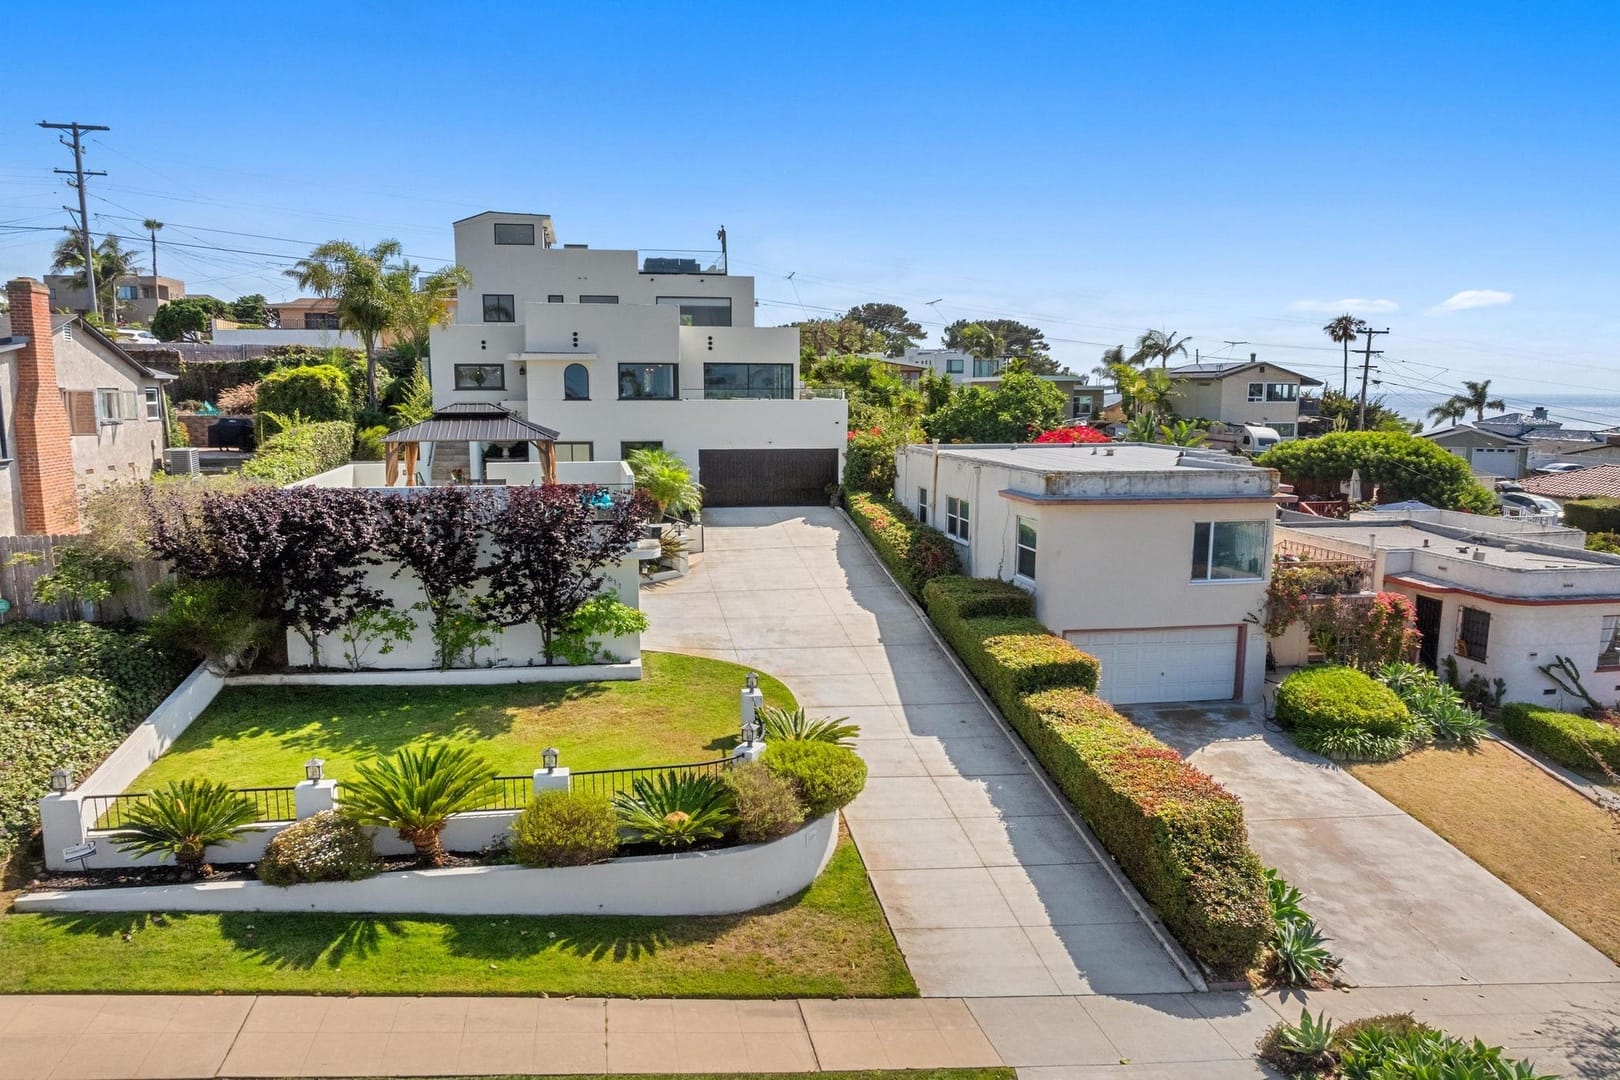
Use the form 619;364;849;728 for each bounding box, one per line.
1033;424;1112;445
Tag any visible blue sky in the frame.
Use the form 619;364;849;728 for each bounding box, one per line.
3;1;1617;421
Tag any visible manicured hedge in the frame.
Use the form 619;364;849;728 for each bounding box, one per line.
1500;702;1620;772
240;420;355;486
921;576;1039;619
0;623;191;867
845;491;960;598
1274;665;1411;737
1562;498;1620;535
922;574;1267;973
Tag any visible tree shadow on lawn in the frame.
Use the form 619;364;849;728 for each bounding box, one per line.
212;911;409;969
38;910;197;939
440;913;696;964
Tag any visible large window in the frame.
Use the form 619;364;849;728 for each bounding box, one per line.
563;363;590;401
1599;616;1620;669
1191;520;1268;581
580;294;619;304
116;284;139;301
143;387;162;421
454;363;505;390
946;497;970;542
95;388;140;424
946;357;964;374
1458;607;1491;662
1247;381;1299;403
493;222;535;245
1016;517;1037;580
618;363;676;400
482;294;515;322
304;311;340;330
656;296;733;327
702;363;792;399
554;441;593;463
918;486;929;525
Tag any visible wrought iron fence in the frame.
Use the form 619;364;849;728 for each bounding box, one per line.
569;757;734;799
475;775;539;812
84;785;299;831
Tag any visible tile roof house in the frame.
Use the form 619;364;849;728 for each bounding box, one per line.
1519;463;1620;502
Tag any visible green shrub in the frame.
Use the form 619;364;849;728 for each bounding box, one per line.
723;763;806;843
258;811;379;885
1260;1010;1557;1079
1256;430;1496;513
256;364;353;437
148;577;275;674
1563;497;1620;535
845;491;960;598
0;623;191;868
843;428;900;495
762;741;868;818
921;576;1035;619
924;578;1100;703
239;420;355;486
340;743;497;865
1275;665;1417;761
1500;702;1620;772
354;424;389;461
510;790;619;867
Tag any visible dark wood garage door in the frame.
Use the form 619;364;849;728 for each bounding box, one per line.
699;449;838;507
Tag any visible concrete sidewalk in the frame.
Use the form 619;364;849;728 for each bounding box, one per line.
642;508;1194;998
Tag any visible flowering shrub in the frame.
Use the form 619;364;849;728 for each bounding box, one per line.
1033;424;1112;444
843;427;900;494
845;491;960;597
1364;592;1420;667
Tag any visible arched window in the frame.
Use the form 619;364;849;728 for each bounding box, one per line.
564;363;589;401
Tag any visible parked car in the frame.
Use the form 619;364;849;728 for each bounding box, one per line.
1535;462;1588;475
117;329;159;345
1499;491;1563;520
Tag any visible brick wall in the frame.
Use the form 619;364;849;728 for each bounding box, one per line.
5;278;79;534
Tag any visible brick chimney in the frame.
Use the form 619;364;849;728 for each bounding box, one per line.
6;278;79;534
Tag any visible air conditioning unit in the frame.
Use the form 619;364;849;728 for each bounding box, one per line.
163;447;200;477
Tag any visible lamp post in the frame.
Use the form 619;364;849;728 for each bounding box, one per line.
49;767;72;794
742;719;758;747
542;746;560;773
304;758;325;782
745;671;759;692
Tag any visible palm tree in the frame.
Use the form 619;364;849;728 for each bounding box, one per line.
1108;362;1172;419
1130;329;1192;368
1456;379;1506;422
627;448;703;518
51;232;141;323
1426;399;1468;426
340;744;497;865
143;219;164;309
386;261;472;370
110;780;257;873
1321;314;1366;396
286;239;404;409
957;323;1004;373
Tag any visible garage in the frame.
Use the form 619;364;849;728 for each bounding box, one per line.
698;448;839;508
1064;626;1240;705
1469;446;1521;477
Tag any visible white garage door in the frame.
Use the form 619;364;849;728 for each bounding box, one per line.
1470;446;1519;477
1064;627;1239;705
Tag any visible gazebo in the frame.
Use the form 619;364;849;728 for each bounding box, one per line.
384;402;560;486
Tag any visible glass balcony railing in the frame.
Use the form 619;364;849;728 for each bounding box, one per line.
678;387;846;401
640;249;727;275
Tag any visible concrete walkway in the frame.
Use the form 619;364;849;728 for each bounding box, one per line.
643;508;1194;998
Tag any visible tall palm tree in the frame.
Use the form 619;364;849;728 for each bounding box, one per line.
286;239;404;409
1321;313;1366;396
1130;328;1192;368
1426;399;1468;426
1107;362;1172;420
1457;379;1506;422
386;261;472;370
143;219;164;309
51;232;141;323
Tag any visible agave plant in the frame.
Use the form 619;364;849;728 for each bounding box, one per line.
340;743;497;865
110;780;258;872
1277;1008;1335;1059
1272;917;1335;986
1263;867;1308;929
1375;661;1432;699
1426;697;1489;746
614;771;737;848
756;704;860;748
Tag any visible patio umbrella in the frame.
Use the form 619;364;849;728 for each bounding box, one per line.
1346;468;1364;502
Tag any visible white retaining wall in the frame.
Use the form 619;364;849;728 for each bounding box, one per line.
78;663;223;795
228;660;641;687
18;813;838;917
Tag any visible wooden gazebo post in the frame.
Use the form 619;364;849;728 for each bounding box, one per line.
403;442;420;486
536;440;556;484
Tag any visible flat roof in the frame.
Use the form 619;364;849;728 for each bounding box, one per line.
1287;521;1620;571
927;442;1265;475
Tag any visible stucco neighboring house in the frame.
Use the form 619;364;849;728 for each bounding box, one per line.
1552;436;1620;469
1421;424;1529;479
1164;356;1321;439
45;273;185;326
209;298;368;349
893;349;1099;422
1275;508;1620;709
1;279;173;535
893;442;1280;704
427;211;849;507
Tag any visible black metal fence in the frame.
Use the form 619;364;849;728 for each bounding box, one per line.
570;757;734;799
85;785;300;831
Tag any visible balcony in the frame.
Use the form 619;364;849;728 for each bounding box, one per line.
678;386;846;401
640;249;727;275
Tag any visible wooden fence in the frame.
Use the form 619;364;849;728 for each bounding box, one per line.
0;534;168;624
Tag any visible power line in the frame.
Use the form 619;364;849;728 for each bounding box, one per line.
39;120;109;320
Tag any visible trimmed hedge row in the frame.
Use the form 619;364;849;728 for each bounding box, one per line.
1274;665;1411;738
845;491;960;598
240;420;355;486
1561;498;1620;535
920;576;1269;974
1500;702;1620;772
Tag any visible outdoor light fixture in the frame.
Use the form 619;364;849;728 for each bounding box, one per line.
542;746;560;772
49;768;71;794
304;758;325;782
745;671;759;692
742;720;758;747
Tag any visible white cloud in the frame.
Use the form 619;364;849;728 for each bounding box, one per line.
1428;289;1513;314
1287;297;1400;314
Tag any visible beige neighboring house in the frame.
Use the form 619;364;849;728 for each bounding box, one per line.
1165;356;1321;439
1;279;173;536
1421;424;1530;479
44;273;185;326
209;297;367;349
1558;435;1620;468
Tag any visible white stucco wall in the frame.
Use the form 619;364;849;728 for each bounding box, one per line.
212;328;363;349
53;326;167;494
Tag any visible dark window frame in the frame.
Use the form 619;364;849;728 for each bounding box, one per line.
656;296;733;327
1458;607;1491;662
579;294;620;304
563;363;590;401
303;311;341;330
1016;516;1037;580
701;362;793;399
946;357;964;374
493;222;536;245
917;486;929;525
1191;520;1268;581
453;363;506;391
617;363;678;401
482;294;516;323
547;294;564;303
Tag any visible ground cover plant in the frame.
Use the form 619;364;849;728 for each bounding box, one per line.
0;622;190;869
125;652;793;792
1258;1009;1555;1078
1348;739;1620;963
0;834;916;997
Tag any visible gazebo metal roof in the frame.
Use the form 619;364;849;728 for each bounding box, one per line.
384;402;559;444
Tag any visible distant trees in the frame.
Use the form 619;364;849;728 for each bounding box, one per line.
151;296;227;342
942;318;1060;374
844;303;924;357
1321;314;1367;396
51;232;141;321
228;294;273;327
795;318;886;360
921;369;1066;443
1429;379;1507;425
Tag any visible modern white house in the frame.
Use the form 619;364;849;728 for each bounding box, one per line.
1274;508;1620;708
894;348;1101;423
427;212;848;506
893;442;1281;704
1165;356;1320;439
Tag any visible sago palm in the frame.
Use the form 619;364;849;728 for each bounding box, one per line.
340;743;497;865
613;771;736;848
756;705;860;748
110;780;258;872
627;448;703;517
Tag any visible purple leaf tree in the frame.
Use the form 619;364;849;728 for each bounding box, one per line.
378;486;500;669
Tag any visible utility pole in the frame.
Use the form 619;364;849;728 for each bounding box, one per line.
1356;327;1390;429
39;121;109;321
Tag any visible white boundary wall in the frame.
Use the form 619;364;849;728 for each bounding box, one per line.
228;660;640;687
78;663;223;795
18;813;837;917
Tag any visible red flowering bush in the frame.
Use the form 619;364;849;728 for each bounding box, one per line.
845;492;960;597
1033;424;1112;445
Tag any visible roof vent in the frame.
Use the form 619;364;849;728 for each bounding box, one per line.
1105;448;1115;456
1505;543;1522;552
1472;549;1487;561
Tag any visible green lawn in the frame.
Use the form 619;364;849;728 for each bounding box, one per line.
0;834;914;997
128;651;794;791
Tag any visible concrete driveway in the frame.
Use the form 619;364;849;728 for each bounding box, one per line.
642;508;1195;998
